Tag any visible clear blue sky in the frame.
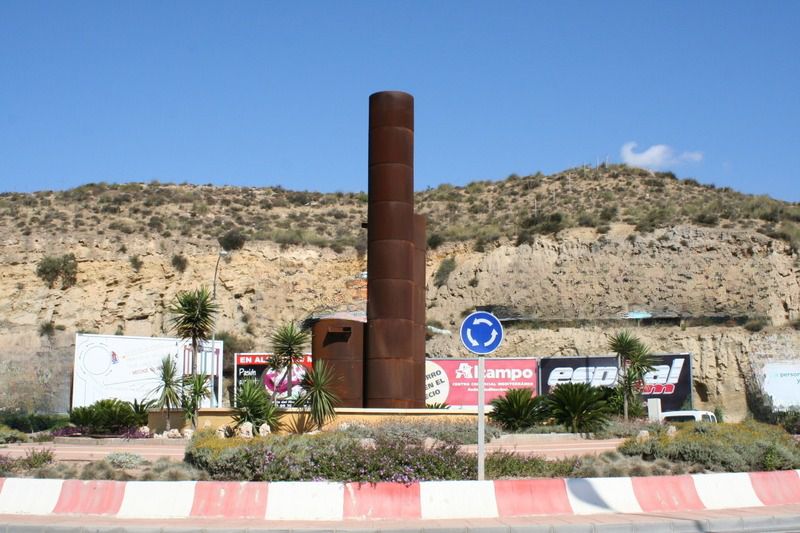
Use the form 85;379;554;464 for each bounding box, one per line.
1;1;798;201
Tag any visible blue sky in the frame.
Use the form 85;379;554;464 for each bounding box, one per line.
1;1;797;201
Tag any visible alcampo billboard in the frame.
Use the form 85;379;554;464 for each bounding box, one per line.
424;358;538;408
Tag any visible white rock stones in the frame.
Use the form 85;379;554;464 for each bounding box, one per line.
237;421;253;439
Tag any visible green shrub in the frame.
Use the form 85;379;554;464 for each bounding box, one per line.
334;418;499;445
127;399;155;426
433;257;456;288
489;388;549;431
38;321;56;337
171;254;188;273
487;452;577;478
517;212;565;244
427;233;444;249
547;382;611;434
17;448;54;469
693;212;719;226
218;229;247;251
0;456;17;476
233;379;281;431
619;420;800;472
129;255;143;272
185;431;476;482
69;399;135;435
106;452;146;469
0;424;29;444
36;253;77;289
293;360;339;430
0;411;69;433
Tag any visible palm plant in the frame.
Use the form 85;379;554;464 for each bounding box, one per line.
608;330;655;420
489;388;549;431
233;379;282;431
127;398;156;427
546;382;610;434
150;355;183;431
169;286;219;377
182;374;212;429
268;322;310;401
293;360;340;430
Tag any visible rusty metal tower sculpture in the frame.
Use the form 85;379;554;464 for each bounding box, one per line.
365;91;426;408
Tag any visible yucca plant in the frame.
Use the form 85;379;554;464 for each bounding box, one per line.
127;398;156;427
607;330;655;420
547;382;611;434
182;374;212;428
233;379;282;431
149;355;183;431
169;286;219;377
489;388;548;431
268;322;309;400
293;360;340;430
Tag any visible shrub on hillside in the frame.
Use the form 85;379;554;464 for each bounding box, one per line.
744;317;768;332
35;253;78;289
218;229;247;251
171;253;188;273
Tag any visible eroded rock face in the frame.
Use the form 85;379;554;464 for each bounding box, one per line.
0;225;797;420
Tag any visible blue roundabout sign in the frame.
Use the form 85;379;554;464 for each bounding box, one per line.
460;311;504;355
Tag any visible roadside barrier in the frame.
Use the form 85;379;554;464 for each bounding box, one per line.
1;471;799;520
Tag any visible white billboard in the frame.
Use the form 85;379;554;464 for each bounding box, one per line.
72;334;223;409
762;362;800;410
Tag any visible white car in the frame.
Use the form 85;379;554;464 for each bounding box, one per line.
660;410;717;423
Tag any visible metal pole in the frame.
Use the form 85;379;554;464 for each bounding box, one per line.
478;355;485;481
210;250;227;407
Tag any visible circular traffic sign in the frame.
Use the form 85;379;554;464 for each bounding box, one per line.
460;311;504;355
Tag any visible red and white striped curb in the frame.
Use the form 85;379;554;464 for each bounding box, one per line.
1;471;800;520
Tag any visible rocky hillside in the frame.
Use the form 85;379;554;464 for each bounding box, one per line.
1;165;798;418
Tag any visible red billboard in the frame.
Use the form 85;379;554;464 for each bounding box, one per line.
425;358;538;408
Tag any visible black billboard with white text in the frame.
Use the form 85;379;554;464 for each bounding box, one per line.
538;353;692;411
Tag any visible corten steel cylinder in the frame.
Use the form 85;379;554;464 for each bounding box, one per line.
413;213;427;407
366;91;420;408
311;319;364;408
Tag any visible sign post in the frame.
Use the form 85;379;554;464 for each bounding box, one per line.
460;311;504;481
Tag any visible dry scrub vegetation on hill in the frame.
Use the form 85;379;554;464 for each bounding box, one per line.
1;164;799;252
0;164;799;416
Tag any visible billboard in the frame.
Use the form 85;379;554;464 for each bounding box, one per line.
424;358;538;408
234;353;313;408
538;353;692;411
72;334;223;408
762;362;800;410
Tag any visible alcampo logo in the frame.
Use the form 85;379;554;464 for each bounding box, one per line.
547;358;685;395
